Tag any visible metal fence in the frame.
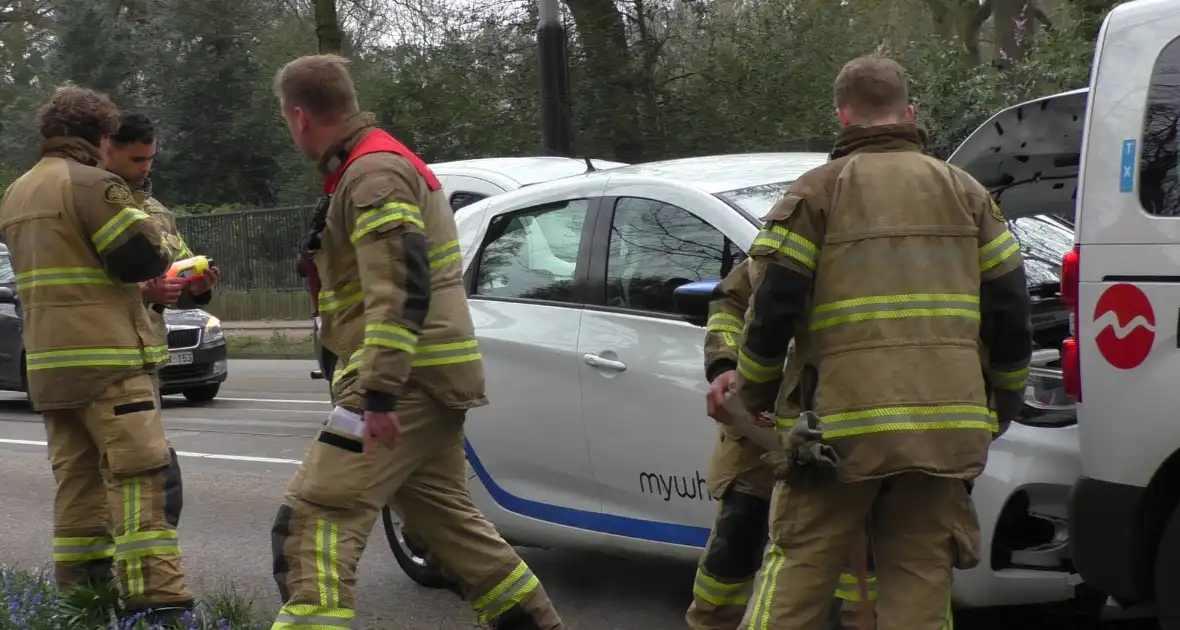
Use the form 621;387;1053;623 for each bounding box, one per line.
175;205;315;292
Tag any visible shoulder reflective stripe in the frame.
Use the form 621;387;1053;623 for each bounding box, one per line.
411;340;480;367
809;293;979;332
991;365;1030;391
350;201;424;243
52;536;114;562
92;207;150;254
737;350;780;384
751;225;819;270
693;568;752;607
319;282;363;313
979;231;1019;272
315;519;341;609
472;560;541;624
802;404;998;439
428;240;462;269
26;347;152;370
15;267;113;291
274;604;355;629
707;312;744;334
363;323;419;353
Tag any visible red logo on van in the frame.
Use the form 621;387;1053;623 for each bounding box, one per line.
1093;283;1156;370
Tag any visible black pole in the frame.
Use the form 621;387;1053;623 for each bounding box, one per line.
537;0;574;157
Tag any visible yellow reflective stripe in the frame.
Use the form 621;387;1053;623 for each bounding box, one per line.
751;224;819;270
120;477;144;596
53;536;115;562
722;332;736;348
809;293;979;332
144;345;168;365
834;572;878;602
980;230;1020;273
942;592;954;630
693;568;751;607
411;340;481;368
745;544;786;630
991;365;1030;391
114;529;180;560
27;347;147;370
15;266;113;290
816;405;999;439
363;323;419;354
332;353;361;387
428;240;462;269
320;282;363;313
273;604;356;629
737;350;779;384
350;201;424;243
707;312;743;334
472;560;541;624
92;207;150;254
315;519;340;608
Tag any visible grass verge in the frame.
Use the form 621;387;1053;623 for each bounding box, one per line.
0;566;269;629
225;330;315;360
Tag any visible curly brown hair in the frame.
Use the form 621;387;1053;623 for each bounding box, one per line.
36;83;121;147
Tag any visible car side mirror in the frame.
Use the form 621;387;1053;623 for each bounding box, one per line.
0;286;16;304
673;279;720;327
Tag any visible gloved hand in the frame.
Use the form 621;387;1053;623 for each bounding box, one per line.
786;410;840;468
992;388;1024;440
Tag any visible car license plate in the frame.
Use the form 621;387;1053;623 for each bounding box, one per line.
169;352;194;366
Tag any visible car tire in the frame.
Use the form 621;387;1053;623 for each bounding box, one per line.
1156;506;1180;629
182;383;221;403
380;505;454;590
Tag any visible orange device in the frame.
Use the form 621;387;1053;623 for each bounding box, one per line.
166;255;213;284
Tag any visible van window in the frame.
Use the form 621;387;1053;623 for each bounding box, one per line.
1139;36;1180;216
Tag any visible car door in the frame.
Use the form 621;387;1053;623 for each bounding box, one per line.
0;252;23;389
461;196;604;530
575;191;750;549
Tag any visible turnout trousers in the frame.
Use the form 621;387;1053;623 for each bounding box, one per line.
740;472;971;630
270;385;564;629
43;373;192;613
687;426;880;630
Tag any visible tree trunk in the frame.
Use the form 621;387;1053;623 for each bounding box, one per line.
315;0;343;55
993;0;1033;65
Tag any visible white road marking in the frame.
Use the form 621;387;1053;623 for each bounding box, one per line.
0;438;301;465
171;396;332;405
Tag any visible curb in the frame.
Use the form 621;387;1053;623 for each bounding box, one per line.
227;351;316;360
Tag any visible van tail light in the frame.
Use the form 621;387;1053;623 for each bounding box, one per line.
1060;245;1082;401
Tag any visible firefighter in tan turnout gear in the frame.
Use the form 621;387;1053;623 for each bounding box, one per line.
690;258;880;630
269;54;565;630
734;55;1032;630
106;112;222;532
0;85;193;624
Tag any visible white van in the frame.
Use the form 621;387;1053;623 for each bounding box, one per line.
1063;1;1180;627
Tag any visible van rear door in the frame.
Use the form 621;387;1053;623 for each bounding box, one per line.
1075;5;1180;491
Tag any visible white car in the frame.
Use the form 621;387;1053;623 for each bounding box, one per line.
432;156;629;211
380;149;1088;610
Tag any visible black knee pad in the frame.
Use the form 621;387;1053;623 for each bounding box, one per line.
703;490;771;580
271;505;293;602
163;447;183;527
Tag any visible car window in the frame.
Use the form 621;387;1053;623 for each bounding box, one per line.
606;197;745;314
1139;36;1180;216
450;191;489;212
716;180;793;221
0;253;13;284
473;199;589;303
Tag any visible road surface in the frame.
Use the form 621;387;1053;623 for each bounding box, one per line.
0;360;1156;629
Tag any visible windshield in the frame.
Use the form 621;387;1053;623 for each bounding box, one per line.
0;253;13;285
716;181;793;221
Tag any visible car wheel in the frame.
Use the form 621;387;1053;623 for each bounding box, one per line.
380;505;453;590
1156;506;1180;629
182;383;221;403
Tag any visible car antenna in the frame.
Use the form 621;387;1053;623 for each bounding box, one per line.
583;155;596;173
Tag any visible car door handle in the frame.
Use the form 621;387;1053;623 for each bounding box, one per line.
583;353;627;372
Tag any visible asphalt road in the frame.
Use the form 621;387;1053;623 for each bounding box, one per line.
0;359;1159;629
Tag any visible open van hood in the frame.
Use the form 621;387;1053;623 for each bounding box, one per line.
947;88;1088;221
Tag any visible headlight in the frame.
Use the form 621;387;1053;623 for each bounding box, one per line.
203;316;225;345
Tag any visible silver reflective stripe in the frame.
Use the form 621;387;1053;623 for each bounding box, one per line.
475;567;539;619
274;613;354;628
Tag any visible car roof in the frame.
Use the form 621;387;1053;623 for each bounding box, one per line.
430;157;629;187
596;153;831;193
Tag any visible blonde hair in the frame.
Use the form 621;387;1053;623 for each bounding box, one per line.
273;54;360;121
832;55;909;120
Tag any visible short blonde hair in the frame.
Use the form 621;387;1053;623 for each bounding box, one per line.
832;55;909;119
273;54;360;121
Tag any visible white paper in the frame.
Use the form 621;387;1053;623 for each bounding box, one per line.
326;406;365;438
